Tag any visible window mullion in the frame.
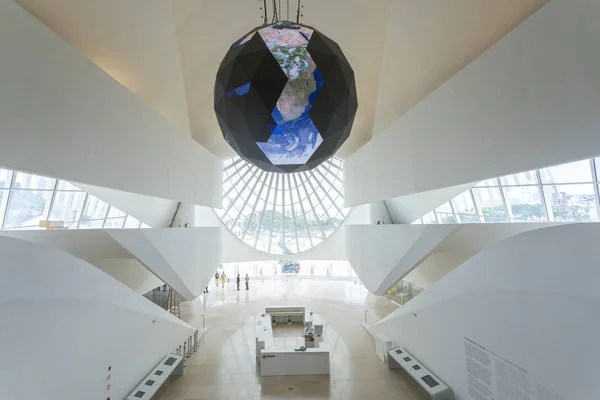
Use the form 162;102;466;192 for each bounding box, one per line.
468;189;482;223
287;175;300;252
241;170;267;240
301;172;327;240
254;173;275;249
223;165;252;198
45;179;59;225
223;166;258;221
1;172;17;229
293;174;313;248
536;169;551;222
591;158;600;221
267;174;280;254
231;169;263;234
77;193;90;229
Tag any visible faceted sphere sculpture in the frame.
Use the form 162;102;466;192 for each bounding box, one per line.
214;21;358;173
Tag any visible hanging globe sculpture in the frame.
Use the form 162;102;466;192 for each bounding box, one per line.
214;21;358;173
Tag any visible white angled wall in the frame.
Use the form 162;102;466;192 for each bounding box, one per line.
77;183;179;228
0;0;221;207
384;182;475;224
109;228;222;300
345;225;456;294
0;235;194;400
95;258;163;294
373;224;600;400
402;251;470;289
345;0;600;206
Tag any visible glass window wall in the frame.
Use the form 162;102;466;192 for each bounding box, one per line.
417;157;600;225
0;168;149;230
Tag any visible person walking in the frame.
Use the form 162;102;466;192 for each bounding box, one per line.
236;274;241;291
215;271;219;287
220;271;226;288
245;273;250;290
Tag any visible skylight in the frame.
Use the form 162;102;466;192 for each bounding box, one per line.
216;157;350;255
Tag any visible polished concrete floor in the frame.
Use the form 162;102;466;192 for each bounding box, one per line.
154;278;424;400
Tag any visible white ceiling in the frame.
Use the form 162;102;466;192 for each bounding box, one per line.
15;0;547;159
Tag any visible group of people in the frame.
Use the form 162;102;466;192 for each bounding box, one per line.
214;271;250;291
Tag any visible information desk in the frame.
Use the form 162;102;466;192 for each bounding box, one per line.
126;354;184;400
387;346;452;400
260;347;330;376
256;305;330;376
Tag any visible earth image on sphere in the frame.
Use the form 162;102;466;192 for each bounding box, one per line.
255;24;323;165
215;21;358;173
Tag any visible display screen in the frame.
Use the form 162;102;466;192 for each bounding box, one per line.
395;349;403;354
403;357;411;362
145;380;155;386
253;22;324;165
154;370;163;376
134;391;145;398
412;365;421;371
164;357;177;366
421;375;439;388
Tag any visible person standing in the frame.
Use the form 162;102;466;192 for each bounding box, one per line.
220;271;226;288
215;271;219;287
236;274;241;291
245;273;250;290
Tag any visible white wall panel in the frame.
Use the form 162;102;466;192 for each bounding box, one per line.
346;0;600;206
109;228;222;300
0;0;221;207
0;235;194;400
346;225;456;294
95;258;163;294
77;183;178;228
373;223;600;400
384;182;475;224
402;251;470;289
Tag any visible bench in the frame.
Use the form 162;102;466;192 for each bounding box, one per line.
126;353;184;399
387;346;452;400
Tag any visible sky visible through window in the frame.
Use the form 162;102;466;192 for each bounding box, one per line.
216;157;350;255
0;168;149;230
413;158;600;225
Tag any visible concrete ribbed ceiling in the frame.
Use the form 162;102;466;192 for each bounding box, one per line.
15;0;547;159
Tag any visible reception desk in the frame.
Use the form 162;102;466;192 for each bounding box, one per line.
256;305;330;376
260;347;330;376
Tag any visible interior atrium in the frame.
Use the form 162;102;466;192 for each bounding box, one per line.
0;1;598;399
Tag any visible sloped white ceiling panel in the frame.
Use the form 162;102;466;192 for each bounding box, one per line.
109;228;222;300
346;224;456;294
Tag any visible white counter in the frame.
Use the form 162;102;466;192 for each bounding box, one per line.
255;313;274;361
255;306;330;376
260;347;330;376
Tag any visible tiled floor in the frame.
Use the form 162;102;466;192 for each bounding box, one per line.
154;278;424;400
